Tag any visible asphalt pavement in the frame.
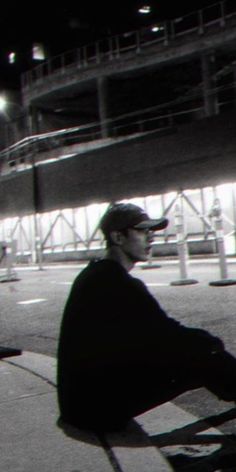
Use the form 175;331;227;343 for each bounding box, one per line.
1;256;236;470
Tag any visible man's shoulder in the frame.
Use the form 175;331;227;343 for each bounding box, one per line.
75;259;127;284
85;258;124;274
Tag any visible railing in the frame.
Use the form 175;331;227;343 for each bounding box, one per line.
1;75;235;175
22;0;236;92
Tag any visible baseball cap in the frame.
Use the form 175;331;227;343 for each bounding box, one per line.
100;203;168;235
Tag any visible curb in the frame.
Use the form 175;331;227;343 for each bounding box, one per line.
3;351;173;471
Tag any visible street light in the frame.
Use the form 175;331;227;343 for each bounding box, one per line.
0;96;7;111
0;95;24;117
0;95;11;121
0;95;26;148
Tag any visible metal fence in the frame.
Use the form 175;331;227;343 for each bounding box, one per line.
1;186;236;263
21;0;236;92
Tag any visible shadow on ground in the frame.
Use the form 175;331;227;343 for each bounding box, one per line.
57;417;155;471
151;407;236;471
57;408;236;471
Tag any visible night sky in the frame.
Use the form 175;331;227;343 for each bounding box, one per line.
0;1;220;88
1;1;219;51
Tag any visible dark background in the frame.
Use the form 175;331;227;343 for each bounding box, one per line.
0;1;218;89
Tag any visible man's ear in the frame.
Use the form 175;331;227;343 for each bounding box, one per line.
109;230;125;246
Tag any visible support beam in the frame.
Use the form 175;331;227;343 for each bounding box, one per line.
201;52;218;117
233;61;236;107
97;76;110;139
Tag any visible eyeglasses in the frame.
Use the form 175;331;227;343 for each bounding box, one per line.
131;227;154;235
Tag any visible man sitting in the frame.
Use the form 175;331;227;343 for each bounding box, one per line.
57;202;236;432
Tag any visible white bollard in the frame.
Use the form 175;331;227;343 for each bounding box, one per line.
0;240;19;283
35;235;44;271
209;198;236;286
171;203;198;286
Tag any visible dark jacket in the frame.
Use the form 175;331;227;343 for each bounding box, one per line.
57;259;223;429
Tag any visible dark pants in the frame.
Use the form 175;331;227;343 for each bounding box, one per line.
58;346;236;432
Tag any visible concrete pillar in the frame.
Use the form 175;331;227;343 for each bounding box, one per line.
232;61;236;106
201;52;218;117
27;105;43;268
97;76;110;139
27;104;41;136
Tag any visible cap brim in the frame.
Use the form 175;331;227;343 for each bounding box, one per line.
134;217;169;231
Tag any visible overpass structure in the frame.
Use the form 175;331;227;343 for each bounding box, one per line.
1;0;236;262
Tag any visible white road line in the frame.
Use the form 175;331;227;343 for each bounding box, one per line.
18;299;47;305
146;283;169;287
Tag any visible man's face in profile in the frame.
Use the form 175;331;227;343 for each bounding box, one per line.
120;227;154;263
